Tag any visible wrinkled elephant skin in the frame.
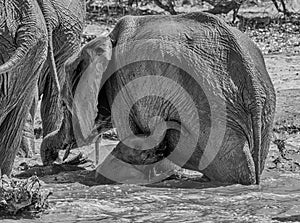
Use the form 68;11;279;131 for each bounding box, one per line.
0;0;85;175
43;12;276;185
38;0;85;138
0;0;48;175
21;0;85;158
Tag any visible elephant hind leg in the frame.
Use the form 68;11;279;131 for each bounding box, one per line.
40;74;63;137
201;128;256;185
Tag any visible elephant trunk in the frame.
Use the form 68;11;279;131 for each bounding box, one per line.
112;121;183;165
0;1;41;74
40;103;77;165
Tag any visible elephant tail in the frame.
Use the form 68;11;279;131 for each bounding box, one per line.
251;108;262;185
38;0;61;96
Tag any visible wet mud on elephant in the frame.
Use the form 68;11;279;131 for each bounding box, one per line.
41;12;276;185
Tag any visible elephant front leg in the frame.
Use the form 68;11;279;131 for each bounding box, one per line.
0;96;34;176
19;92;38;158
19;112;35;158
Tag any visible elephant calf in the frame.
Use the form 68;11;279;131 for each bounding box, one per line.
41;12;276;185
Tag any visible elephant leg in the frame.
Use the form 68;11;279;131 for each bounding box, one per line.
200;128;256;185
19;87;38;157
165;126;256;184
40;39;81;138
19;112;34;158
0;95;34;175
41;74;63;137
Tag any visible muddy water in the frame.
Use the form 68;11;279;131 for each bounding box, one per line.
46;173;300;223
4;140;300;223
3;169;299;223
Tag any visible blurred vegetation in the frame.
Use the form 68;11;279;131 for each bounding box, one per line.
85;0;300;18
83;0;300;55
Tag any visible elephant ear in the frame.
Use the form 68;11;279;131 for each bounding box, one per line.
65;36;112;143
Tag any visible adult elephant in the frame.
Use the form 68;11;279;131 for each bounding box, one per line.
0;0;85;175
41;12;276;185
19;0;85;157
0;0;49;175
